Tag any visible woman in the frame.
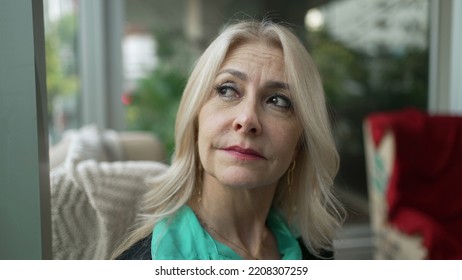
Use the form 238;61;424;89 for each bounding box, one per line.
113;20;344;260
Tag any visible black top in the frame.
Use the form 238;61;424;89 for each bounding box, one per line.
116;234;333;260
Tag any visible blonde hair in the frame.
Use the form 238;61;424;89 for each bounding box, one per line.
112;20;345;259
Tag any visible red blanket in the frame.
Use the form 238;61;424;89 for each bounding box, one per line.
367;108;462;259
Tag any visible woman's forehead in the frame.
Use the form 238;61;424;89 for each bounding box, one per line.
224;40;283;60
218;41;286;79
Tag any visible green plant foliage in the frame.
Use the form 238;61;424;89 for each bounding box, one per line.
307;29;428;193
124;27;194;161
45;13;78;116
126;67;186;160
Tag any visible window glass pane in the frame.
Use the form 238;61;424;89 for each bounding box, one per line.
44;0;81;145
306;0;429;198
123;1;196;158
122;0;430;199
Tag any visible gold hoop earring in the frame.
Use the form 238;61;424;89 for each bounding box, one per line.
287;160;296;186
197;186;202;203
286;160;296;224
197;164;203;203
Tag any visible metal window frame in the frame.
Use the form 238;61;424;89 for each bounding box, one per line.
0;0;126;260
79;0;125;130
429;0;462;113
0;0;52;259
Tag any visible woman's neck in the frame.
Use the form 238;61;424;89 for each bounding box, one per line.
189;172;279;259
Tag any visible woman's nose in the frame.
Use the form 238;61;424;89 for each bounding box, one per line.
232;99;262;136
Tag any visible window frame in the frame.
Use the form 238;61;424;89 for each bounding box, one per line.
429;0;462;113
79;0;125;130
0;0;52;259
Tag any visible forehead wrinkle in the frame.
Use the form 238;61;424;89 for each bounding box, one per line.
217;42;287;89
216;69;248;81
216;69;289;90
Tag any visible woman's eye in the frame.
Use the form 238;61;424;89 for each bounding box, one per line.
267;94;292;109
214;83;238;99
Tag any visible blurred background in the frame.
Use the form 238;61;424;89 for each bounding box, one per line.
44;0;429;193
2;0;461;259
43;0;431;258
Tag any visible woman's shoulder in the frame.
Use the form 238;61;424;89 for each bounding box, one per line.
115;205;332;260
297;238;333;260
115;234;152;260
115;234;332;260
116;206;204;260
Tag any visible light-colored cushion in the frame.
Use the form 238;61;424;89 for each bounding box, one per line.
49;125;166;170
50;124;168;259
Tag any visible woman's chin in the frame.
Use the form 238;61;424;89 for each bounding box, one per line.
216;174;273;190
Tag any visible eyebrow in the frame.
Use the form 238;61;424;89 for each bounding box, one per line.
217;69;290;90
217;69;248;81
264;81;290;90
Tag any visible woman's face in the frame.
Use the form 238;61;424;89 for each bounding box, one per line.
197;41;302;190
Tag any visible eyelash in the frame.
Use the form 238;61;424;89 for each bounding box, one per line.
212;83;293;110
213;83;239;98
266;94;292;109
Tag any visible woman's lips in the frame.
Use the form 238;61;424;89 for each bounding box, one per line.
221;146;266;160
